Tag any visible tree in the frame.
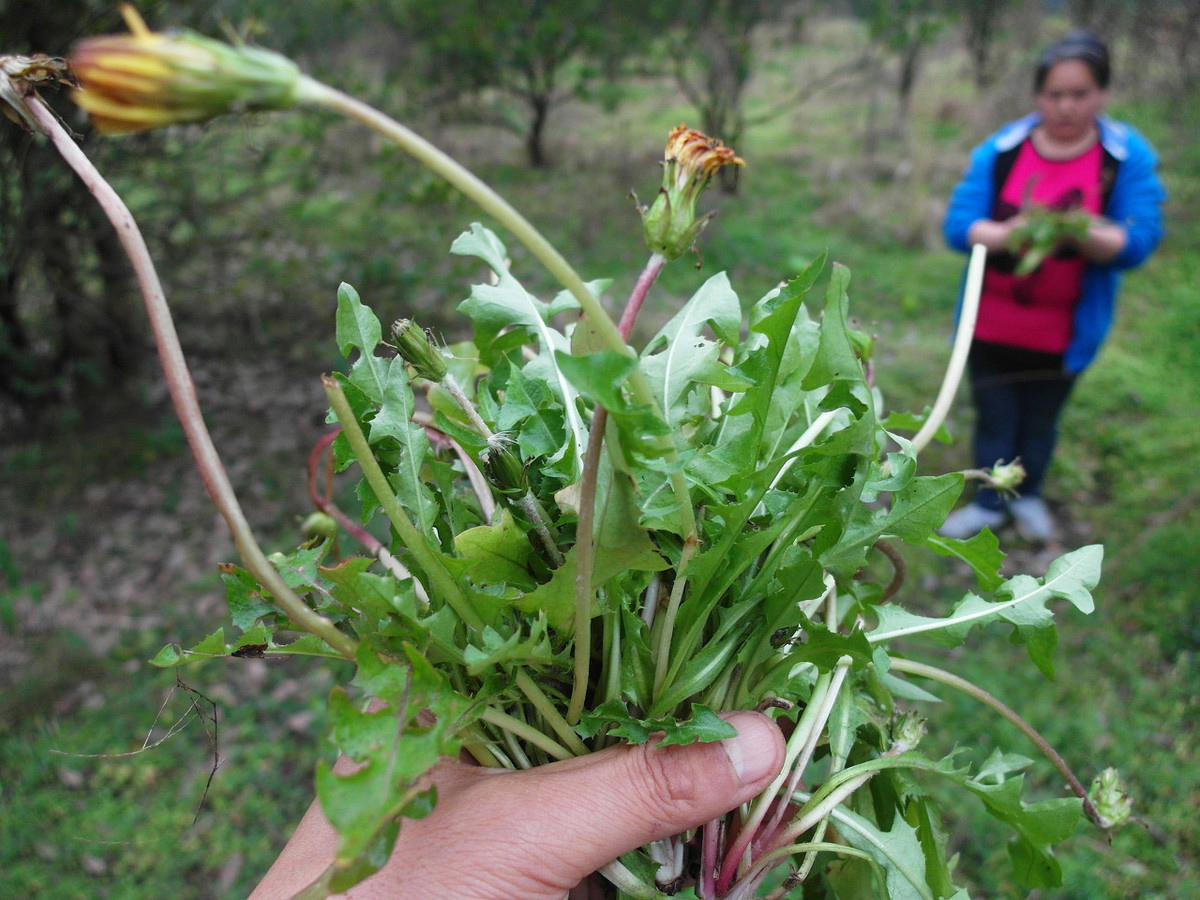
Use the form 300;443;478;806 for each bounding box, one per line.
852;0;951;146
957;0;1022;90
0;0;141;423
391;0;653;168
657;0;802;190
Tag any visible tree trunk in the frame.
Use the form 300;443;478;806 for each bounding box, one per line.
525;93;551;168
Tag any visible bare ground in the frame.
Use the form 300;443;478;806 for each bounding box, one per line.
0;342;335;712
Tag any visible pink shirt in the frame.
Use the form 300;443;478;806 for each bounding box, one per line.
976;138;1104;353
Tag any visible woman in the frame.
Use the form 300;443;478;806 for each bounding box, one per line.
941;30;1165;542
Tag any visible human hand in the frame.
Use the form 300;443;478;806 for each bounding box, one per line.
249;710;785;900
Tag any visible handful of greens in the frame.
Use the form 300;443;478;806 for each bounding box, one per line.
1006;205;1093;276
159;231;1105;898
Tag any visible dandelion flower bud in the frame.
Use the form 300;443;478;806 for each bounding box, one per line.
481;433;529;499
891;711;927;753
301;512;338;543
988;459;1027;494
1088;767;1133;829
390;318;448;381
69;5;308;134
639;124;744;260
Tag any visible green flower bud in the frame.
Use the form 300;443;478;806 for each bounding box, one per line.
891;711;927;753
848;321;875;363
1088;767;1133;829
300;511;338;543
390;318;448;381
481;433;529;499
639;124;744;260
988;459;1027;495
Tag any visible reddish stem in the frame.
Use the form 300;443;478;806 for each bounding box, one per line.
305;429;384;554
617;252;667;341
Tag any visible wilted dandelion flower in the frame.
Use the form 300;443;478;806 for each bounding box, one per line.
70;4;307;134
0;53;75;133
639;124;744;260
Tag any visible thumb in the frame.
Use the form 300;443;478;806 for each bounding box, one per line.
433;709;785;896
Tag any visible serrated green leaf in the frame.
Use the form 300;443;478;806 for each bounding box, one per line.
336;283;388;403
495;363;567;462
321;557;404;621
556;349;640;409
191;627;227;656
454;509;538;589
958;768;1081;889
729;257;826;457
787;622;876;671
802;263;864;391
1037;544;1102;613
650;629;744;717
453;225;586;469
221;564;276;630
462;619;554;675
640;272;741;421
370;356;438;535
904;796;959;900
925;529;1006;592
512;552;579;630
886;474;963;543
576;701;736;746
870;545;1101;649
149;644;183;667
828;802;935;900
273;633;344;659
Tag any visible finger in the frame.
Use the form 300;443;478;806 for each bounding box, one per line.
387;710;785;898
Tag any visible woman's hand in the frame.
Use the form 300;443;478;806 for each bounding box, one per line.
250;710;785;900
967;215;1029;254
1078;215;1128;263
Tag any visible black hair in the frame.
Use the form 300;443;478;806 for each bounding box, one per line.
1034;30;1111;92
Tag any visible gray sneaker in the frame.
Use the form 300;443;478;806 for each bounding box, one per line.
938;503;1007;540
1008;496;1057;542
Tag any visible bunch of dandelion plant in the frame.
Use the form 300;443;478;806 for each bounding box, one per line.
1;7;1135;898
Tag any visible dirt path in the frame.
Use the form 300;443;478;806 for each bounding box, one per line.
0;351;334;699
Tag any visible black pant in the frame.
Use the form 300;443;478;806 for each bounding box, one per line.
968;341;1076;512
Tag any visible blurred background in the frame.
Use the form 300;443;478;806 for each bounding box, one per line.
1;1;1197;897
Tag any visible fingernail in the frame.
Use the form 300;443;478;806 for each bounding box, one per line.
720;711;783;785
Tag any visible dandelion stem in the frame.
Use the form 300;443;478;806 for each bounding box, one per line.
26;95;357;660
324;375;485;632
567;405;606;725
300;78;621;350
300;79;697;540
910;242;986;455
514;670;588;756
618;252;666;341
480;707;574;761
888;657;1102;825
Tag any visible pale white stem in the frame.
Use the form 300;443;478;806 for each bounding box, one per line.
910;243;987;455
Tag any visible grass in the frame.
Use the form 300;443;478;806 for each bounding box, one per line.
0;651;348;900
3;14;1198;899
